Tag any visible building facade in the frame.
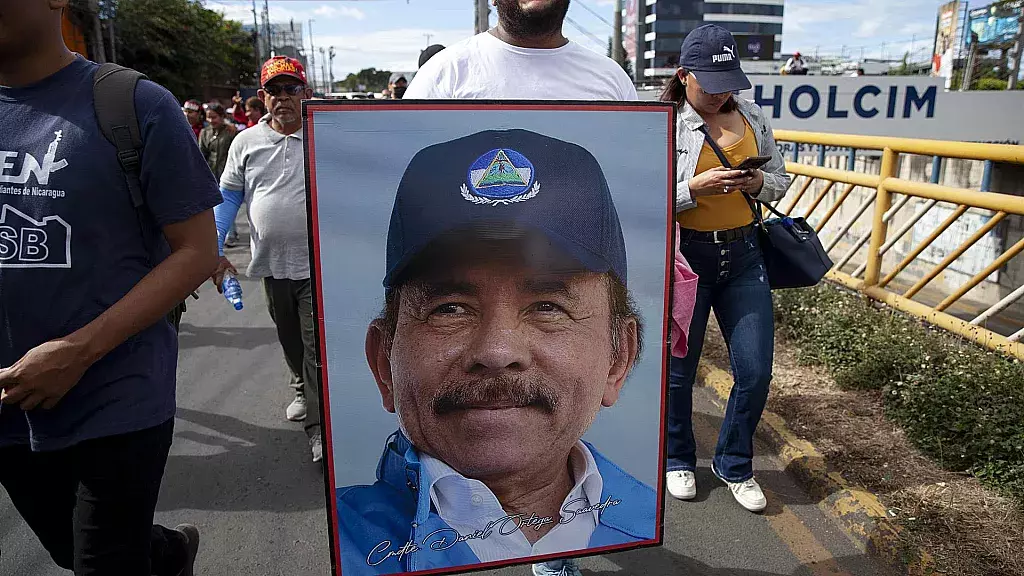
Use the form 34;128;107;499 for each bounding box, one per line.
626;0;785;80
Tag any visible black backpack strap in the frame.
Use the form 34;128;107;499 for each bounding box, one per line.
93;63;147;210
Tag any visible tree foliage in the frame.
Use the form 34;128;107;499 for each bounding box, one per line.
105;0;258;101
334;68;393;93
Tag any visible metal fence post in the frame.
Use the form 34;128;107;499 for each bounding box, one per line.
863;147;898;287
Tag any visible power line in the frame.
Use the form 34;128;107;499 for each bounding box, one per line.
564;16;605;49
574;0;614;29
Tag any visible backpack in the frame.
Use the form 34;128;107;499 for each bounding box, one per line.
92;63;190;332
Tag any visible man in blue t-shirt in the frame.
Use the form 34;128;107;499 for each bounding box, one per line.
0;1;222;574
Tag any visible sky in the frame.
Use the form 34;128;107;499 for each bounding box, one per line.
203;0;946;79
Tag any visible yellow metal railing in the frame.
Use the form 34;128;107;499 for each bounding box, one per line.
771;130;1024;361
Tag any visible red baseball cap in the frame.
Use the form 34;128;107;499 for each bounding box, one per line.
260;56;307;86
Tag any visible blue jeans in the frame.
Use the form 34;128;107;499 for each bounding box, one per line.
666;230;774;482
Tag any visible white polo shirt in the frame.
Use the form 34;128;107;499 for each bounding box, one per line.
419;441;604;563
219;115;309;280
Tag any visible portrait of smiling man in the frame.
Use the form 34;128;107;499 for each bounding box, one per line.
333;128;658;575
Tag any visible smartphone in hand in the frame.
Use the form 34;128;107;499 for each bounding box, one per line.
734;155;771;171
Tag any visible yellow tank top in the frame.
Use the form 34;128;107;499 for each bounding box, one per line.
676;118;758;232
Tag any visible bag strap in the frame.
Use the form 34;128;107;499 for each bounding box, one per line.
93;64;154;257
697;124;733;169
696;125;791;224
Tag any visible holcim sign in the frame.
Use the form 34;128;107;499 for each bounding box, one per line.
643;76;1024;145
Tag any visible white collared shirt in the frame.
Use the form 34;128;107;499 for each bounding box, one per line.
419;442;604;563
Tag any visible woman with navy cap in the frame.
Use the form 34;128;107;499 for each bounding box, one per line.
661;24;791;512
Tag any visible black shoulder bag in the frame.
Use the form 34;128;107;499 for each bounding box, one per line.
697;125;833;290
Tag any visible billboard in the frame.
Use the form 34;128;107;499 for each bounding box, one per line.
303;101;675;575
932;1;963;77
967;0;1022;46
624;0;639;62
736;34;775;60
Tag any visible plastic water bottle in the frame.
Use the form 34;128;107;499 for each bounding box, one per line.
222;271;244;311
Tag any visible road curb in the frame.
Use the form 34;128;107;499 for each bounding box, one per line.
697;360;943;576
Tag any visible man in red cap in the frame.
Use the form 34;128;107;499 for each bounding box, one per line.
212;57;325;463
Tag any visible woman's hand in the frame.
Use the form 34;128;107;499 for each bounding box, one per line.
688;167;754;197
740;169;765;195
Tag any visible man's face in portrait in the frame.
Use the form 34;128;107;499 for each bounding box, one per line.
367;234;639;483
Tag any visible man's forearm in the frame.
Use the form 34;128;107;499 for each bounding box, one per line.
215;187;244;255
69;220;218;365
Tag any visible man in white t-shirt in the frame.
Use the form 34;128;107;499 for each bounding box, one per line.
404;0;637;101
405;4;636;575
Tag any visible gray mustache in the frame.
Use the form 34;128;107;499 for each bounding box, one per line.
432;375;558;415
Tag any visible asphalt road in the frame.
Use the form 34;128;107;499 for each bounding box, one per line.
1;228;890;576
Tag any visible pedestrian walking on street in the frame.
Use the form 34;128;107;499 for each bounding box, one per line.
661;25;791;513
404;3;636;574
213;56;325;464
244;95;267;128
201;102;240;247
0;1;222;574
199;102;237;181
183;99;205;140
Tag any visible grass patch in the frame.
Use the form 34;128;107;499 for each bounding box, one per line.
773;284;1024;505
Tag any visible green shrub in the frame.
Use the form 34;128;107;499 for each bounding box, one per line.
976;77;1008;91
774;284;1024;504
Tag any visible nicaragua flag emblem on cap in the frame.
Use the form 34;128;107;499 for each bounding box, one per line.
462;148;541;206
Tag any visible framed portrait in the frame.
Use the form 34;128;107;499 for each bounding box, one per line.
303;100;676;575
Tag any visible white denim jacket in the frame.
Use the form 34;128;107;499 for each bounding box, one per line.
676;97;791;213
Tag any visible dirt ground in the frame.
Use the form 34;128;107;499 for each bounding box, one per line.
699;317;1024;576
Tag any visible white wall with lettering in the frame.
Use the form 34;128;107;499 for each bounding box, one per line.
641;76;1024;145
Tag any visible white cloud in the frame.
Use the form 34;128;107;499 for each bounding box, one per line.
854;18;883;39
316;28;475;77
207;1;364;24
314;5;366;20
208;3;260;24
784;0;940;59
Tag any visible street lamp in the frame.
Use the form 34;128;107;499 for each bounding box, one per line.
328;46;336;92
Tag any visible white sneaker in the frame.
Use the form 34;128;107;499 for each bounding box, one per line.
286;394;307;421
532;559;582;576
666;470;697;500
713;463;766;512
310;434;323;463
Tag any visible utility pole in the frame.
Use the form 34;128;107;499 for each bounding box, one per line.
961;33;978;91
251;0;261;67
1009;19;1023;90
308;19;318;93
263;0;272;57
475;0;490;34
320;47;327;94
87;0;107;63
425;33;433;46
612;0;624;66
328;46;336;92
